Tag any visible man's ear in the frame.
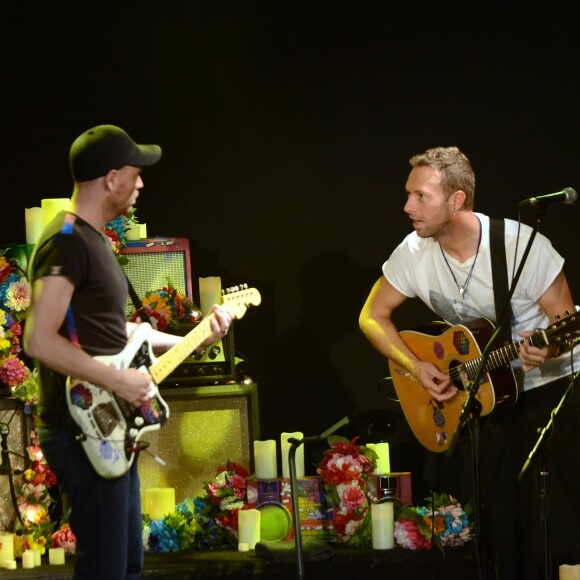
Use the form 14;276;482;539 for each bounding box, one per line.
451;190;467;210
103;169;118;192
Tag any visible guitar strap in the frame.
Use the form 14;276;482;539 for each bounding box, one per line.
489;217;513;345
125;273;152;324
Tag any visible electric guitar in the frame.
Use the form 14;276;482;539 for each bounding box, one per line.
389;312;580;453
66;285;262;478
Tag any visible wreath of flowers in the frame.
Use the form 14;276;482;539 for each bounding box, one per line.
129;280;201;333
394;492;473;550
316;436;375;546
0;252;36;397
0;249;75;557
144;460;249;553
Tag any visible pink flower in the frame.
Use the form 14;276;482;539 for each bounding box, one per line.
51;524;76;555
340;483;366;511
394;518;432;550
0;356;29;386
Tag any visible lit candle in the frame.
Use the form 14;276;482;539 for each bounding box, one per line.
254;440;278;480
41;198;70;226
25;207;46;245
126;225;140;240
367;442;390;474
0;534;14;566
22;550;35;568
371;502;395;549
31;548;41;566
145;487;176;520
281;432;304;479
238;509;261;549
199;276;222;317
49;547;65;565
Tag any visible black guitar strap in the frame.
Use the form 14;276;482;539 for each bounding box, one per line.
125;272;152;324
489;217;513;345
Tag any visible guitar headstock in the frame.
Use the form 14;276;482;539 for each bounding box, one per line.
544;310;580;351
222;284;262;319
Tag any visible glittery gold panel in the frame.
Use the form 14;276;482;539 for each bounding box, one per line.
138;383;259;506
0;399;32;532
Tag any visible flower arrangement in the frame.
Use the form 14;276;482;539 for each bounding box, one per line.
316;436;376;546
129;280;201;332
0;252;37;401
144;460;250;553
394;492;473;551
102;208;139;265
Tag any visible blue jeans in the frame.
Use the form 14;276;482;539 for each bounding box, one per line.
39;425;144;580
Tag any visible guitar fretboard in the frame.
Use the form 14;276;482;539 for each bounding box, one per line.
148;315;216;384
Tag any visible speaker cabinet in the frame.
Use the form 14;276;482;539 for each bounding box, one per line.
138;383;260;506
120;237;192;317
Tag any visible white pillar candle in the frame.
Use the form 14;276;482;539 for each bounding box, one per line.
140;223;147;238
126;225;140;240
281;432;304;479
3;559;16;569
25;207;46;245
238;509;261;549
371;502;395;549
145;487;176;520
22;550;35;568
48;547;65;565
560;564;580;580
199;276;222;317
0;534;14;566
41;198;70;225
254;440;278;479
367;442;390;474
31;548;41;566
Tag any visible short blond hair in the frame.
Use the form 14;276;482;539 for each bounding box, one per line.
409;146;475;210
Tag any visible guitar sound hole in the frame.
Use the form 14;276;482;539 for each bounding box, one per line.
448;360;468;391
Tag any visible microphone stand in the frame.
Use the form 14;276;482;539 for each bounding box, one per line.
517;365;579;579
287;415;350;580
446;206;545;576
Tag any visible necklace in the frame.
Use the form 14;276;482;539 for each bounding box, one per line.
439;217;482;299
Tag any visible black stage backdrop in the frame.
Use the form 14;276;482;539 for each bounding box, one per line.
3;3;579;476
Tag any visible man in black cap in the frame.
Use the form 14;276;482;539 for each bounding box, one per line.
24;125;234;578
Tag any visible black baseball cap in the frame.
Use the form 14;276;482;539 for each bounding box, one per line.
69;124;162;182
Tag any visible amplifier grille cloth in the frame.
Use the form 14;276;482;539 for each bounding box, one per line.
121;252;189;317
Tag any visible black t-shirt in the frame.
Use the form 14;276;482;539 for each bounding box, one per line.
29;211;129;422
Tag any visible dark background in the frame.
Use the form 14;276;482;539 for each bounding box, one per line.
3;4;580;475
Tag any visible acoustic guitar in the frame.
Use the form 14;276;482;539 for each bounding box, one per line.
388;313;580;453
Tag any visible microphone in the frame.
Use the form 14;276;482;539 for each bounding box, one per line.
519;187;577;206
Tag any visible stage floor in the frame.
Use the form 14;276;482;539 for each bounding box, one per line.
2;544;478;579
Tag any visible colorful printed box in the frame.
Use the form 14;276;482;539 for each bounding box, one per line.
246;477;335;541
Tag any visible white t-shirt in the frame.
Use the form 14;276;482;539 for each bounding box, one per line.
383;213;578;391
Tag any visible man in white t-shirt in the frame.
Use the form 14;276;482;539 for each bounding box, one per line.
359;146;580;578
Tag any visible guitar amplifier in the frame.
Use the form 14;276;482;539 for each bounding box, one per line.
120;237;236;385
160;322;236;386
120;237;193;318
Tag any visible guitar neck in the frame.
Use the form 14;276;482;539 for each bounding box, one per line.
465;331;547;379
148;315;217;385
